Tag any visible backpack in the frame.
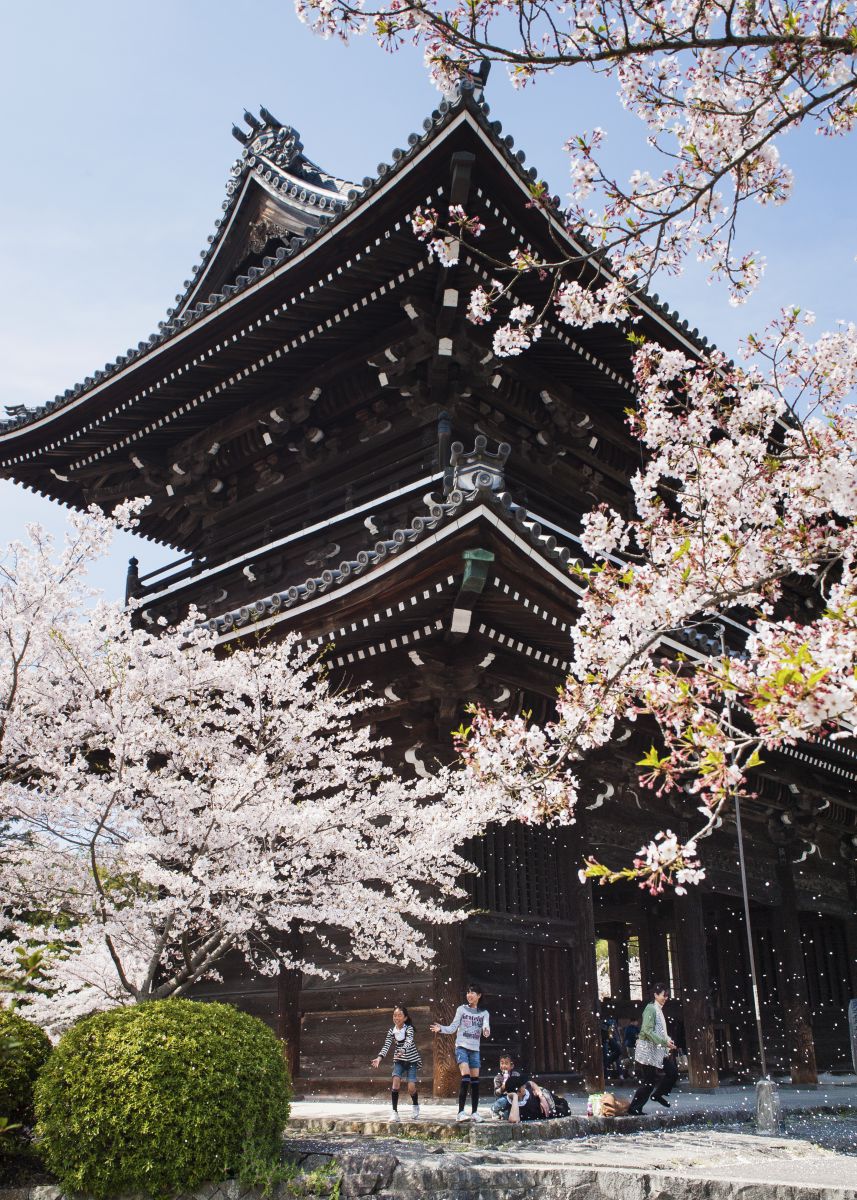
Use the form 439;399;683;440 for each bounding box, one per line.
538;1086;557;1118
553;1093;571;1118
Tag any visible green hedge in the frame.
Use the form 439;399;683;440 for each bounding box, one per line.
35;998;291;1199
0;1008;52;1130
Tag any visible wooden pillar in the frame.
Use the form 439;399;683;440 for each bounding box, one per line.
276;925;303;1081
517;941;533;1069
773;852;818;1084
568;873;604;1092
673;890;719;1089
607;933;631;1003
845;868;857;996
430;921;466;1097
638;904;671;994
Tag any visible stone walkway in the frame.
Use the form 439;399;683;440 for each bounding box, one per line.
284;1124;857;1199
289;1076;857;1133
284;1081;857;1196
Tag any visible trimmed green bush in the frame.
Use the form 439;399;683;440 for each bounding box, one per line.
35;998;291;1199
0;1008;52;1130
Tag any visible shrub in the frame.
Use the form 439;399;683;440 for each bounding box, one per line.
35;998;291;1199
0;1008;52;1131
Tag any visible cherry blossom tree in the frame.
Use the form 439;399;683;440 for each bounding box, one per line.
298;0;857;891
0;512;508;1033
458;312;856;890
298;0;857;303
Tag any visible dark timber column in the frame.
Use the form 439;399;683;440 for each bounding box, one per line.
673;890;719;1089
638;903;671;993
607;931;631;1003
568;873;604;1091
431;922;466;1097
773;851;818;1084
845;865;857;996
276;925;303;1080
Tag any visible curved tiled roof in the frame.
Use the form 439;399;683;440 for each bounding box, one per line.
1;81;716;440
207;470;578;634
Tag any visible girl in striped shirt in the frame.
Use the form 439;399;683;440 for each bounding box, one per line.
371;1004;422;1121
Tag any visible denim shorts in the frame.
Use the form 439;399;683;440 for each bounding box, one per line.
392;1062;419;1083
455;1047;481;1070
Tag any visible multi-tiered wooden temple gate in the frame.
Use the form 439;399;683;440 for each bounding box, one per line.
2;82;855;1094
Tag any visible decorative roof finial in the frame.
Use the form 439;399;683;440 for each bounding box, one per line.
445;56;491;104
449;435;510;494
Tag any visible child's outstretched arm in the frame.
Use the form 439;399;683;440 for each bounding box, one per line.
430;1006;462;1035
371;1028;393;1067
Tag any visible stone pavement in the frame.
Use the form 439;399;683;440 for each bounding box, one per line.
282;1124;857;1199
284;1081;857;1197
288;1075;857;1137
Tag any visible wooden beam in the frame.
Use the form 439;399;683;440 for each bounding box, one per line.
773;852;818;1085
607;934;632;1003
567;866;604;1092
430;922;466;1098
276;925;303;1081
673;891;719;1090
637;903;670;995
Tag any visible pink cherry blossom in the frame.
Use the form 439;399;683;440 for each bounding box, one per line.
0;512;516;1032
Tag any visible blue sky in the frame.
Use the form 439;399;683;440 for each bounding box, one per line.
1;0;855;598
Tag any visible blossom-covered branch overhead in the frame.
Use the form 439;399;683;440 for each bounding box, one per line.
299;0;857;302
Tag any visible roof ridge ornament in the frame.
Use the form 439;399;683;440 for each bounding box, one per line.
444;57;491;105
236;108;304;170
449;434;510;494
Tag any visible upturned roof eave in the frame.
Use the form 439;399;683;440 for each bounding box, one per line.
0;89;715;456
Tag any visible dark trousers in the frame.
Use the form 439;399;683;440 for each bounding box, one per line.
628;1055;678;1112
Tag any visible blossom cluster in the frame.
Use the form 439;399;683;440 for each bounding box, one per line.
454;308;857;892
0;512;515;1032
301;0;857;318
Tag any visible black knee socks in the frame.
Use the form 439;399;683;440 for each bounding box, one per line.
470;1079;480;1113
391;1089;399;1112
411;1091;419;1107
458;1077;470;1112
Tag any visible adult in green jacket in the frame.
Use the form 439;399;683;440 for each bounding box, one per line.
627;983;678;1114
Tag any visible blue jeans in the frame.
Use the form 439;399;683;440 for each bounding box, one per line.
491;1095;511;1118
455;1047;481;1070
392;1062;419;1084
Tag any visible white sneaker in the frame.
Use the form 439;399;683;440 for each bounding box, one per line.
410;1105;421;1120
388;1109;400;1122
471;1111;485;1122
456;1110;471;1123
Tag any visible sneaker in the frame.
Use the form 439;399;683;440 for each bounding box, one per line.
471;1111;485;1122
388;1109;401;1122
410;1105;421;1120
456;1110;471;1123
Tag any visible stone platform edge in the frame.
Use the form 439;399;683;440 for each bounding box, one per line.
288;1107;748;1145
286;1098;857;1147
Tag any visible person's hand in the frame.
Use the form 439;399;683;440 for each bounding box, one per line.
430;1022;441;1033
482;1026;491;1039
668;1039;676;1051
371;1056;381;1069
